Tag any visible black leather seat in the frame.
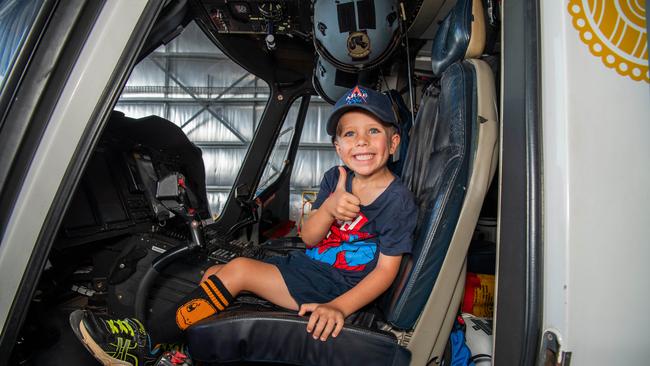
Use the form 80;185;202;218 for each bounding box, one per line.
186;0;498;364
188;311;410;365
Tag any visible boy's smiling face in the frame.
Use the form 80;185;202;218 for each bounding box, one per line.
334;110;400;178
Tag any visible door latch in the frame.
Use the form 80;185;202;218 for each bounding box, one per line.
538;329;572;366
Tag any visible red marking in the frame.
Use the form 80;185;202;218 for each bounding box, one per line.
457;315;465;326
262;220;296;239
333;251;366;271
170;351;188;364
314;213;372;253
462;273;480;314
316;226;343;253
340;214;369;231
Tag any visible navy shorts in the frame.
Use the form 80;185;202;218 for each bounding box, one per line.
264;251;356;306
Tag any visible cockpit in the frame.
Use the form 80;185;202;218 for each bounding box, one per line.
7;0;504;364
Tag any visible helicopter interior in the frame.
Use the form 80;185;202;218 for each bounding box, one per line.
9;0;502;365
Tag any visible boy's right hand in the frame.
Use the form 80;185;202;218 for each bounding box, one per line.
323;166;360;222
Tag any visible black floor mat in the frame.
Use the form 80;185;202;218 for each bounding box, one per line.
13;307;100;366
14;302;298;365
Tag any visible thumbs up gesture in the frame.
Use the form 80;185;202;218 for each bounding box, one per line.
323;167;361;222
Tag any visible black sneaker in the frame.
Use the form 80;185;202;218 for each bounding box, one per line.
69;309;157;366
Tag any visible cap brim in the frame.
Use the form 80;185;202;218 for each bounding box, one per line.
326;104;397;136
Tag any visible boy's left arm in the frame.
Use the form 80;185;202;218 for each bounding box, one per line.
298;252;402;341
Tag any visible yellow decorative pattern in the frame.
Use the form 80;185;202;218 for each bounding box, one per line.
569;0;648;83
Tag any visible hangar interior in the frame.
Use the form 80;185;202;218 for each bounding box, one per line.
4;0;505;364
116;22;340;226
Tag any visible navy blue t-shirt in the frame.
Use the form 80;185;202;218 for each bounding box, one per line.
306;166;417;284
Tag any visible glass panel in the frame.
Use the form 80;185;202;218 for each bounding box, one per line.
114;21;270;218
256;100;299;192
0;0;43;90
257;96;340;226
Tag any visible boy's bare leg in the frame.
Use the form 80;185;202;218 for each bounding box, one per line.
207;257;299;311
145;257;298;343
200;264;224;282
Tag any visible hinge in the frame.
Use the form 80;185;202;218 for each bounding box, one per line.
537;329;572;366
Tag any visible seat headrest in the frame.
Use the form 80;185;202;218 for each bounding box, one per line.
431;0;486;77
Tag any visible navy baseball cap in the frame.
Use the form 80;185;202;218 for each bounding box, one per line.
326;85;399;136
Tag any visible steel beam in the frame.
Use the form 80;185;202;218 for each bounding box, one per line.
194;141;334;151
150;58;249;142
149;52;231;61
117;97;271;104
180;73;252;129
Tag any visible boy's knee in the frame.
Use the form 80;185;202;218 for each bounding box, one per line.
227;256;250;269
201;263;223;283
217;257;258;291
229;257;246;264
221;257;253;279
205;264;220;273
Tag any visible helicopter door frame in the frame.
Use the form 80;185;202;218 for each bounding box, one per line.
0;1;164;363
494;1;544;364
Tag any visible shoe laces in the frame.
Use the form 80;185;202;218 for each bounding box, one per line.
105;318;136;337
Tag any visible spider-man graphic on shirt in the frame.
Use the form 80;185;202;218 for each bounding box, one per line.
305;213;377;271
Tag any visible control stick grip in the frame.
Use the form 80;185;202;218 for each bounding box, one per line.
190;220;205;248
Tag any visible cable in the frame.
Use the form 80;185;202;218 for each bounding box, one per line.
399;1;416;124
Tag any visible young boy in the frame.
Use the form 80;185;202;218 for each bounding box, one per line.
69;85;417;365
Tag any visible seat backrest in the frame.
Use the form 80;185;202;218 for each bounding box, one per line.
379;1;497;349
408;58;497;365
383;62;472;329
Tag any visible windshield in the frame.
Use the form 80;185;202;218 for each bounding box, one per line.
0;0;42;90
115;21;270;218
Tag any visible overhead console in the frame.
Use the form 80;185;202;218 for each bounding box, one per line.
199;0;312;36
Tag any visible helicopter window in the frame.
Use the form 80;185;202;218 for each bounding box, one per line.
256;103;298;193
256;96;342;226
0;0;43;92
114;21;270;218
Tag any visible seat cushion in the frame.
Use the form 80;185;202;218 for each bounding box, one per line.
186;310;410;365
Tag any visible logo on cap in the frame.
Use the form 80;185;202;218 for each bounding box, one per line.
345;86;368;105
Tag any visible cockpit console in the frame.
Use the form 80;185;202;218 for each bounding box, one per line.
200;0;312;37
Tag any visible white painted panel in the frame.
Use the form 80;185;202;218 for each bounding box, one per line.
0;0;150;331
541;1;649;363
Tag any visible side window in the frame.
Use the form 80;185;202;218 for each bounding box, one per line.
257;101;299;192
0;0;43;90
258;97;341;225
115;21;269;218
